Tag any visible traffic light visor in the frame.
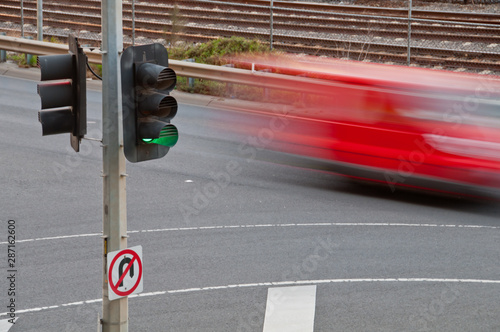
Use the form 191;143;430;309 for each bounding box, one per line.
136;63;176;91
142;124;178;147
138;94;177;119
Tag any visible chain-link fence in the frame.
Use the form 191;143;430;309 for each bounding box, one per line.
1;0;500;73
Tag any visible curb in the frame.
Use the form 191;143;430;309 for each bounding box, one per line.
0;61;42;81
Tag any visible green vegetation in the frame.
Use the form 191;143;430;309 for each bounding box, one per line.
169;36;280;99
168;37;303;104
88;63;102;79
45;36;61;44
7;53;37;68
7;36;60;68
169;36;271;65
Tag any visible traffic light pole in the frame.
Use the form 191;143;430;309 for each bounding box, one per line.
101;1;128;331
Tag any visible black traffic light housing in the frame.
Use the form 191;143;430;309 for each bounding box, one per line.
121;43;178;163
37;35;87;152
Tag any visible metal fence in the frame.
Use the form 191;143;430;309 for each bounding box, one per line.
1;0;500;72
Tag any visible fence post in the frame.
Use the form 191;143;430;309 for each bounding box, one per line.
132;0;135;45
37;0;43;41
26;36;34;66
259;68;271;100
223;64;235;98
297;74;307;104
0;32;6;62
21;0;24;38
183;58;195;90
407;0;412;66
270;0;273;50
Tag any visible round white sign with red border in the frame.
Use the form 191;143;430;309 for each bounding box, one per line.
107;245;143;301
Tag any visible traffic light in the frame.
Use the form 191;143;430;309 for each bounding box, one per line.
37;34;87;152
121;43;178;163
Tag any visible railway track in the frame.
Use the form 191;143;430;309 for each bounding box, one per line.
152;0;500;25
3;5;500;45
1;0;500;72
8;0;500;25
6;0;499;24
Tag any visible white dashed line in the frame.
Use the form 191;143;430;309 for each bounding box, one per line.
0;222;498;245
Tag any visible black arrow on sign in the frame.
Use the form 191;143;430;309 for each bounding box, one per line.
118;256;134;287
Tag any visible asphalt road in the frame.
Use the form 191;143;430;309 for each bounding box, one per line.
1;70;500;332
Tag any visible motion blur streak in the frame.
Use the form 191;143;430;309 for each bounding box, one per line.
213;54;500;198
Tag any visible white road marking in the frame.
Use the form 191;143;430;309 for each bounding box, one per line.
1;222;498;245
1;278;499;318
0;233;101;244
0;318;17;332
263;285;317;332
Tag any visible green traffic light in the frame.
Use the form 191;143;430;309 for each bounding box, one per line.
142;124;178;147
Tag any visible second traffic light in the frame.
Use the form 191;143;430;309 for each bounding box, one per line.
121;43;178;163
37;35;87;152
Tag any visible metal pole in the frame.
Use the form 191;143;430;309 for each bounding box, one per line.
21;0;24;38
0;32;6;62
37;0;43;41
270;0;273;50
101;0;128;331
407;0;412;66
132;0;135;46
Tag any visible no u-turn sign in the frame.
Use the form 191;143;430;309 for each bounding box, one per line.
107;246;143;301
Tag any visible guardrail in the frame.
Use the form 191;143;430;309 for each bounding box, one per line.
4;34;499;102
0;34;346;95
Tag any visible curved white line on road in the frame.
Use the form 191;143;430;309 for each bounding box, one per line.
0;233;102;245
1;277;500;318
1;222;499;245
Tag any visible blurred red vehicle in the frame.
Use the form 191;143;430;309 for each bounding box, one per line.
221;55;500;198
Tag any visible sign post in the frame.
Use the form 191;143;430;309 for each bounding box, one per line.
101;0;128;331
